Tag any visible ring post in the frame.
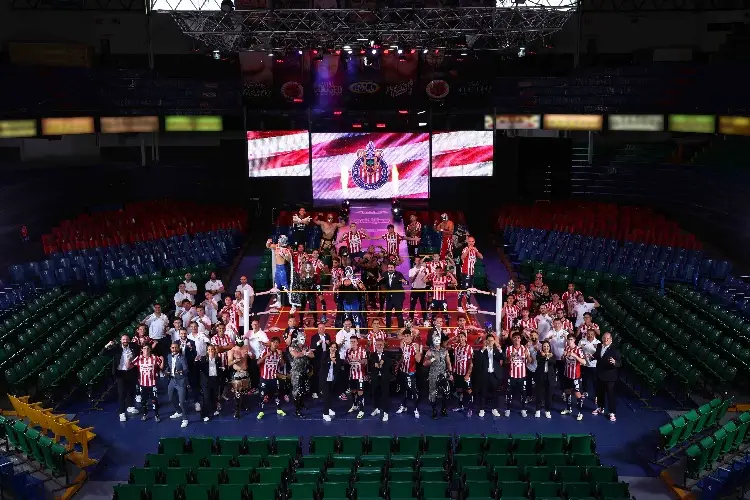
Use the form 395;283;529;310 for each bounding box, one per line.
495;287;503;333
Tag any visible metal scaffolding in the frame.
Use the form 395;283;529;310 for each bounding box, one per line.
156;6;577;52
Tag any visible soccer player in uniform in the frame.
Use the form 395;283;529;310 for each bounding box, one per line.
131;344;164;421
502;294;521;331
346;335;368;419
561;334;588;421
339;223;369;259
457;236;483;314
517;308;538;333
367;319;387;352
405;214;422;261
396;329;423;418
451;331;474;416
381;224;405;255
505;332;533;417
426;266;457;326
257;337;286;420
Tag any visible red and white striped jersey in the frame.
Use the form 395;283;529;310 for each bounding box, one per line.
502;304;521;330
452;344;473;376
559;318;574;333
342;230;367;253
331;267;344;289
133;355;162;387
578;322;600;337
261;349;282;379
426;260;446;275
515;292;532;310
347;346;367;380
309;258;325;276
406;221;422;240
220;304;240;330
293;252;307;270
400;343;420;373
382;233;403;254
430;274;449;301
367;330;387;352
505;345;529;379
211;333;233;364
563;346;584;379
461;247;479;275
547;300;565;315
562;290;583;315
518;317;538;331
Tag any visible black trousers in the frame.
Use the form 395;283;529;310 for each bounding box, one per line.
371;375;390;412
409;289;428;319
299;293;317;324
555;360;565;390
201;374;222;418
321;380;336;414
596;379;617;414
248;359;260;389
476;373;501;410
506;377;526;410
292;229;308;249
581;366;596;396
155;337;172;359
115;369;136;414
139;385;159;416
385;294;405;329
535;377;553;411
407;242;419;260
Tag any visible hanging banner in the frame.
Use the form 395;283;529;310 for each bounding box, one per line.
240;52;274;106
492;114;542;130
420;52;492;105
273;53;310;105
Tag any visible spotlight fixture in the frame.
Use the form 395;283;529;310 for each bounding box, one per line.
212;49;220;60
371;48;377;55
391;199;403;221
518;46;526;57
268;52;273;57
340;200;351;218
220;0;233;11
397;48;403;55
297;50;303;55
423;48;428;54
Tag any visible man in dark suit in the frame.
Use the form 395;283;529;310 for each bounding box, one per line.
590;332;621;421
165;342;190;428
473;332;504;418
379;263;407;329
319;343;340;421
175;328;198;406
368;338;393;422
309;321;332;399
102;334;140;422
195;344;225;422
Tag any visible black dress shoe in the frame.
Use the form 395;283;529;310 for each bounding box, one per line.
441;408;448;417
431;409;438;420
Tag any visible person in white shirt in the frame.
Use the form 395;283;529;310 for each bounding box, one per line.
573;295;600;327
535;304;553;340
546;318;569;392
168;318;184;343
144;304;171;357
243;318;269;390
236;276;255;312
578;328;600;400
335;319;360;400
408;256;429;322
183;273;198;299
201;292;219;324
176;299;196;328
188;322;211;360
205;271;225;297
174;283;193;308
193;306;213;336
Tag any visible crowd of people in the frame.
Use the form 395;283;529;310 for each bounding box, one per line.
102;207;621;426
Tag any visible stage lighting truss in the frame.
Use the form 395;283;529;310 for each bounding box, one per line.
154;3;578;53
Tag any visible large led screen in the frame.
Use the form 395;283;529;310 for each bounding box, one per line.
311;132;429;200
431;131;494;177
247;130;311;177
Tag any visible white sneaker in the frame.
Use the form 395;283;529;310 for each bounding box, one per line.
521;410;527;418
289;306;297;315
576;413;583;421
534;410;541;418
561;409;572;415
356;411;364;419
348;405;357;413
504;409;511;417
135;395;142;403
457;306;465;313
492;409;501;417
203;417;209;422
195;402;201;412
371;409;381;417
478;410;485;417
382;413;389;422
213;411;220;416
170;412;183;419
396;405;407;414
328;409;336;416
311;393;318;399
126;407;139;414
414;409;420;419
545;411;552;419
119;413;126;422
323;415;332;422
181;419;188;428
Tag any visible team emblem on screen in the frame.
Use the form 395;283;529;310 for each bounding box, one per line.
352;141;389;190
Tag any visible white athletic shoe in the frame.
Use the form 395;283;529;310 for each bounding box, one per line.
545;411;552;419
478;410;485;417
561;409;573;415
348;405;357;413
323;415;332;422
576;413;583;421
396;406;407;414
135;395;142;403
356;411;364;419
328;409;336;416
127;407;139;414
181;419;188;428
311;393;318;399
170;412;183;419
203;417;210;422
119;413;126;422
195;402;201;412
504;409;511;417
521;410;527;418
382;413;389;422
371;409;381;417
534;410;541;418
414;409;420;419
492;409;501;417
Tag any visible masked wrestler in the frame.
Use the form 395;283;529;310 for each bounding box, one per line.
314;213;345;254
227;338;251;419
424;332;453;420
293;261;319;326
288;330;315;417
266;235;295;313
434;213;455;260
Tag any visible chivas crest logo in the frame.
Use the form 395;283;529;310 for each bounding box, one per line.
352;141;389;191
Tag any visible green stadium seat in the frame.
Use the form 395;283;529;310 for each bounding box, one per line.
114;484;145;500
456;434;486;454
248;483;277;500
355;467;382;482
174;454;204;468
462;466;491;482
256;466;286;485
331;456;357;470
299;455;328;469
325;468;352;483
388;481;414;499
463;480;495;498
217;484;246;500
195;467;223;485
368;436;393;455
530;481;560;498
555;465;585;482
159;437;187;456
419;467;446;482
396;435;422;455
420;480;450;499
497;481;528;497
541;454;569;467
424;435;452;455
390;455;416;469
310;436;337;456
588;466;618;483
206;455;234;469
563;481;593;499
567;434;595;455
130;467;159;486
659;419;683;451
236;455;264;468
539;434;565;454
218;437;245;456
419;454;447;469
145;453;171;468
274;436;300;457
525;466;553;482
293;468;322;484
707;429;726;464
183;484;213;500
359;455;388;468
164;467;192;485
486;434;512;454
39;437;68;476
388;467;414;482
288;482;318;499
321;481;349;498
266;454;293;471
453;453;481;471
513;454;541;467
494;466;523;482
733;412;750;449
596;482;630;498
484;454;512;469
245;437;271;457
571;454;600;467
189;436;215;457
226;467;253;484
340;436;366;456
686;439;712;479
352;481;382;498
